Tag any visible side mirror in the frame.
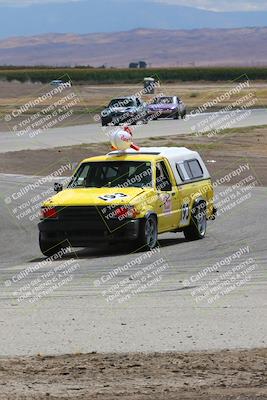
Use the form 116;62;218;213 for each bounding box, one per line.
54;182;63;193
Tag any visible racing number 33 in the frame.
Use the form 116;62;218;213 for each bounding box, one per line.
99;193;128;201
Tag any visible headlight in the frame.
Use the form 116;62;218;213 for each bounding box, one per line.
115;205;139;220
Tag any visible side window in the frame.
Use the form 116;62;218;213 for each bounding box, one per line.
188;159;203;179
176;163;185;181
156;161;172;191
176;159;203;182
184;162;192;179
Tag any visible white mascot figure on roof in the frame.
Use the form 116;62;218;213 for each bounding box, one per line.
110;126;140;151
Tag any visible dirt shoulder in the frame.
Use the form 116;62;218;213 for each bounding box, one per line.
0;125;266;186
0;348;266;400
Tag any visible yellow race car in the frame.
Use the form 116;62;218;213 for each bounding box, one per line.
39;147;216;256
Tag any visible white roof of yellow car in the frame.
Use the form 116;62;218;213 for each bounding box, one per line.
108;146;196;158
108;147;210;185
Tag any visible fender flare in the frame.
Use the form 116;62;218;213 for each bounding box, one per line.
191;196;206;216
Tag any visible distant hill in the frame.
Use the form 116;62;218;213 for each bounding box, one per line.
0;28;267;67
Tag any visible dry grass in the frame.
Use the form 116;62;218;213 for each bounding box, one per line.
0;81;267;114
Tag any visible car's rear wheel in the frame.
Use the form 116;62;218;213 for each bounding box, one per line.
183;202;207;240
138;216;158;250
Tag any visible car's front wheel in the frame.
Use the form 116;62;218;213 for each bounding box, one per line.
183;203;207;240
138;216;158;250
181;110;187;119
39;233;67;257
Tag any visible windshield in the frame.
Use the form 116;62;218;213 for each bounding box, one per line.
108;98;135;108
68;161;152;188
152;97;173;104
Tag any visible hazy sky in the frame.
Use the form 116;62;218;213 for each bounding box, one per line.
1;0;267;11
152;0;267;12
0;0;267;39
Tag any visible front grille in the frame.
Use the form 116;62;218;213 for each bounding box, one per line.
57;206;102;222
113;112;129;119
56;206;125;233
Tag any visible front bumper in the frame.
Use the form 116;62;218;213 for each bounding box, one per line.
38;208;140;247
147;109;177;117
102;111;145;125
101;115;112;125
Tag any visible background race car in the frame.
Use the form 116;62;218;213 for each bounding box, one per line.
147;96;186;120
101;96;148;126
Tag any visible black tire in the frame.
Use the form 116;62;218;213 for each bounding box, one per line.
173;112;179;120
181;110;187;119
183;202;207;241
137;216;158;250
39;233;66;257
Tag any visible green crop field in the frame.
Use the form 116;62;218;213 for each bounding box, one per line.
0;67;267;84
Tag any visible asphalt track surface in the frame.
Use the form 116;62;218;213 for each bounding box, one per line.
1;108;267;152
0;174;266;356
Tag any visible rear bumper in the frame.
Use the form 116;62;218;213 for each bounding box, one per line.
38;218;140;247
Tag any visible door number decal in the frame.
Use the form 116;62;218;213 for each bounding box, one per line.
181;202;190;225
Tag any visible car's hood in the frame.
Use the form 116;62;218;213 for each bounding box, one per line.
148;104;176;110
43;187;147;207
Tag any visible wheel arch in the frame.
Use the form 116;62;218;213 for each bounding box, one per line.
191;196;206;216
145;211;158;222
